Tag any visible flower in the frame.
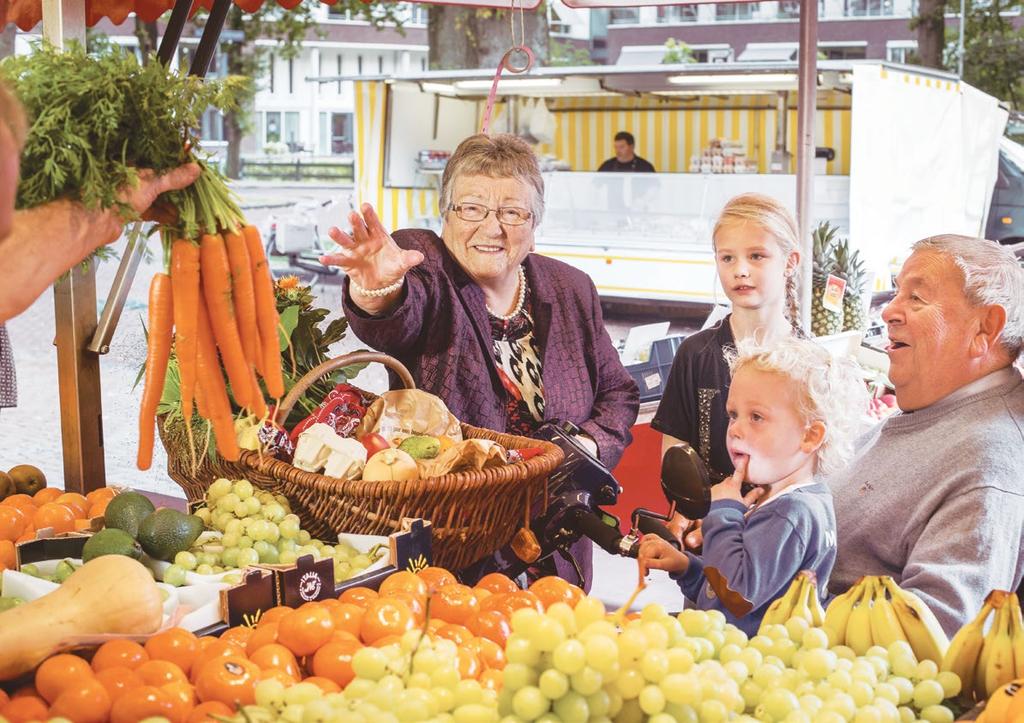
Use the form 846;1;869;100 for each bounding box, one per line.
278;275;300;290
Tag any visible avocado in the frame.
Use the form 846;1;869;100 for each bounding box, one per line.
103;491;156;538
82;528;143;563
398;435;442;460
137;509;205;562
7;465;46;496
0;472;14;500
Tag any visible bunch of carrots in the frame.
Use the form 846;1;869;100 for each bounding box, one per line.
136;162;285;470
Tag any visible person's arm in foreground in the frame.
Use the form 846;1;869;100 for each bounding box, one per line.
0;164;199;323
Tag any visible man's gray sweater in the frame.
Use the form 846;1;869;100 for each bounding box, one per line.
828;370;1024;635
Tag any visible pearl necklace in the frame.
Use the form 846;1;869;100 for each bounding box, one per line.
486;266;528;322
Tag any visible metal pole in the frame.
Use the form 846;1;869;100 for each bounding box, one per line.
796;0;818;334
957;0;965;78
43;0;106;494
87;223;146;355
158;0;195;65
189;0;232;77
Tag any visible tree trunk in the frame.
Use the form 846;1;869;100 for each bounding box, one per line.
428;6;548;70
134;18;160;63
915;0;947;69
225;111;243;179
0;24;17;59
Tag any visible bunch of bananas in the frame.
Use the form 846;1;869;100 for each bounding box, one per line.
823;575;949;664
942;590;1024;703
759;570;826;631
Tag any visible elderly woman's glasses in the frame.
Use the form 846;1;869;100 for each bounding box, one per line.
449;203;532;226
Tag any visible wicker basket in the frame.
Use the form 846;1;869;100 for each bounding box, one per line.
158;351;564;570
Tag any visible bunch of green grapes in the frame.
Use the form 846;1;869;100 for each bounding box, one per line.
160;477;383;587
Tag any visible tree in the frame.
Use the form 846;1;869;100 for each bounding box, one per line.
428;6;548;70
911;0;947;68
548;38;593;67
193;0;403;178
946;0;1024;106
662;38;696;64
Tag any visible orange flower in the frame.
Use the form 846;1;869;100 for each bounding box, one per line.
277;275;299;290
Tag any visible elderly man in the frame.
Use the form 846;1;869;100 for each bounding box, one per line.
828;235;1024;634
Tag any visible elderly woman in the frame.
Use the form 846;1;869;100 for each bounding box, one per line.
323;133;640;588
828;235;1023;634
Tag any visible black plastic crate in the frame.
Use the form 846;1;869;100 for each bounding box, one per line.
625;335;685;403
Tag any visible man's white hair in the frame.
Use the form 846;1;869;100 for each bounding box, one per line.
729;337;870;477
912;235;1024;361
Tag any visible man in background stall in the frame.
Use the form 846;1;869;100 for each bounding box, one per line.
598;131;656;173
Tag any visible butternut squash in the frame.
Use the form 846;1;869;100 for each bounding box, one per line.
0;555;163;680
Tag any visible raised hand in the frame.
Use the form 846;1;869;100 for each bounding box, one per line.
321;202;424;301
637;533;690;574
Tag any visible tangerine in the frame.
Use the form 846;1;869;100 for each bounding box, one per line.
417;566;458;594
92;639;149;672
48;677;112;723
35;653;93;703
186;701;234;723
0;695;49;723
136;659;188;687
144;628;200;676
32;488;62;505
194;655;259;707
475;572;520;595
32;502;76;533
0;506;26;542
277;605;335;657
466;610;512;646
304;676;342;694
360;598;415;644
430;584;481;626
326;602;365;638
108;685;176;723
247;643;300;679
94;666;144;702
378;570;428;601
311;637;363;688
338;586;378;607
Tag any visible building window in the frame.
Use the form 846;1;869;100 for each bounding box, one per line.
886;42;917;62
265;111;281;144
609;8;640;24
715;3;756;21
285;111;301;149
844;0;893;16
405;3;428;24
288;57;294;94
820;45;867;59
657;5;698;22
268;54;275;94
378;55;383;74
357;55;363;75
778;1;800;18
200;108;225;142
421;57;427;71
320;112;354;154
337;54;342;93
328;4;351;19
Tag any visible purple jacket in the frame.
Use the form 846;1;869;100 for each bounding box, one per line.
342;229;639;468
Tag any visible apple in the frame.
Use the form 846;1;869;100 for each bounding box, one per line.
360;433;391;456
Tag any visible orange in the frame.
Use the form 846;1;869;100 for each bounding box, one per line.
11;685;39;699
35;653;93;703
304;676;342;694
189;639;245;684
186;700;234;723
473;587;493;604
245;621;280;656
326;602;365;639
475;572;520;595
329;630;360;644
501;590;545;615
0;539;17;571
257;668;298;687
194;655;259;708
92;639;149;672
379;570;429;601
457;647;482;679
220;625;254;649
430;584;481;626
0;690;6;708
73;518;93;530
359;598;416;645
32;487;62;505
109;685;176;723
55;492;89;518
145;628;200;677
136;659;188;687
85;486;117;507
0;506;26;542
311;637;362;687
94;666;144;702
0;695;49;723
385;590;426;626
436;624;474;645
248;643;300;679
15;524;36;543
277;605;335;657
161;679;197;722
255;605;293;627
1;494;37;513
338;586;378;607
529;576;578;611
87;500;109;518
371;634;404;648
479;592;510;615
31;502;76;534
49;676;112;723
480;667;504;691
417;566;458;595
466;610;512;646
469;636;506;670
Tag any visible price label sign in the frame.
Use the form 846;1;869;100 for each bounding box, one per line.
823;274;847;314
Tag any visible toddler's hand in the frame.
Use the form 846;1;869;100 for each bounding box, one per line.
711;456;768;506
637;534;689;574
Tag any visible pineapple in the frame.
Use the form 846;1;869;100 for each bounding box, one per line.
834;239;869;332
811;222;844;337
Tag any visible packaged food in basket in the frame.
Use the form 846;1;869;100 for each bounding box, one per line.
355;389;463;445
417;439;509;478
293;423;367;478
289;383;374;444
257;419;295;461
